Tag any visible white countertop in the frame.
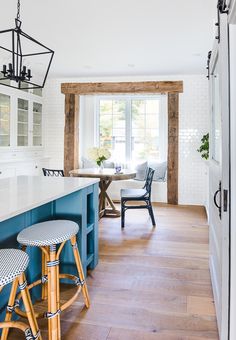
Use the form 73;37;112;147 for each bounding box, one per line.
0;176;99;222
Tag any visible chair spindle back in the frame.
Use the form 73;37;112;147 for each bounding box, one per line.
42;168;65;177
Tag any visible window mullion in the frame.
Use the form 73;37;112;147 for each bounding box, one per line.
126;98;132;164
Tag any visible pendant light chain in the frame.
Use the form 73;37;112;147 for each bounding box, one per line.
17;0;21;20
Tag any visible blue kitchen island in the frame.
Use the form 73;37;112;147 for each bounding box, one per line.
0;175;99;321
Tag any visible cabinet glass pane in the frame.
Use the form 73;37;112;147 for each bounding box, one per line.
20;82;29;93
0;93;10;147
0;73;11;86
17;99;28;146
33;88;42;97
33;102;42;146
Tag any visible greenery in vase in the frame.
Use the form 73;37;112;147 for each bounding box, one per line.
197;133;209;160
88;147;111;167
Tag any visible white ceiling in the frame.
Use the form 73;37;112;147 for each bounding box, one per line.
0;0;217;77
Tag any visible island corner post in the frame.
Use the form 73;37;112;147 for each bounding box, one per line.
61;81;183;204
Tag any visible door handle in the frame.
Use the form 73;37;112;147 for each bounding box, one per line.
214;181;222;219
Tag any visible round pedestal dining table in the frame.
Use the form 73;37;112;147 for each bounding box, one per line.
69;168;136;218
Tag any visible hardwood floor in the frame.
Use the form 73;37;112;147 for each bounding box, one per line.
8;204;219;339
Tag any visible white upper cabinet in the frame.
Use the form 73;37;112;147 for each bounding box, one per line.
0;85;43;149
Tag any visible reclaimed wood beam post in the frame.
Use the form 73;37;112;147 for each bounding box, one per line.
168;93;179;205
64;94;79;176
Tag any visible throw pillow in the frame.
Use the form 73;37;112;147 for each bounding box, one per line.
81;157;97;168
103;160;115;168
134;161;148;181
149;161;167;182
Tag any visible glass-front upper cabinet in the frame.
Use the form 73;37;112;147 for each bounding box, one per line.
0;87;43;149
0;93;10;147
17;98;29;146
33;102;42;146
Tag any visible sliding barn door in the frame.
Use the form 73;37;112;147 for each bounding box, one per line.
208;12;230;340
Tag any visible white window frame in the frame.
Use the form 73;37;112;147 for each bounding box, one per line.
95;94;168;163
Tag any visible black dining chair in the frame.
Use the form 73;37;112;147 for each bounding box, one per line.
42;168;65;177
120;167;156;228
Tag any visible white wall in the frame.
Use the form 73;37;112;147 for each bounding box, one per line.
43;74;209;205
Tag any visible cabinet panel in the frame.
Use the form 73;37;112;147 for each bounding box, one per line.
33;102;42;146
0;93;10;147
17;99;29;146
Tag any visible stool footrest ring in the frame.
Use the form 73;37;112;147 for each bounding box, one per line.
15;273;83;319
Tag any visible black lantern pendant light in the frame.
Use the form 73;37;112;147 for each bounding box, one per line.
0;0;54;89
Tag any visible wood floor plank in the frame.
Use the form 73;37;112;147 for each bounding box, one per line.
91;262;211;284
107;327;218;340
187;296;216;316
99;254;210;270
61;302;217;336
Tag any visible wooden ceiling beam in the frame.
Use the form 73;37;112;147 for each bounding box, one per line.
61;81;183;95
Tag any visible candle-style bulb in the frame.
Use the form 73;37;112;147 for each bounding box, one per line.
2;65;7;74
27;69;32;79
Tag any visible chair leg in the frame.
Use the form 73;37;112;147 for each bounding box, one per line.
70;235;90;308
47;245;61;340
18;272;42;340
148;203;156;227
121;201;125;228
1;278;19;340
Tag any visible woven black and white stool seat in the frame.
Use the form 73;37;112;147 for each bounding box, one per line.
17;220;79;247
0;249;29;287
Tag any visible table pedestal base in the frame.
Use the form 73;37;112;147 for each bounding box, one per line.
99;179;121;218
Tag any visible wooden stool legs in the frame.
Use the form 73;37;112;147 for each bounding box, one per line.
41;249;48;301
14;237;90;340
19;273;42;339
46;244;61;340
71;236;90;308
41;238;89;340
0;273;42;340
1;278;18;339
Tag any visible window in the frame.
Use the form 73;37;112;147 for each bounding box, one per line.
97;95;167;163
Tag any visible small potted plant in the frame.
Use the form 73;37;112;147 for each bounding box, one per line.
88;147;111;169
197;133;209;160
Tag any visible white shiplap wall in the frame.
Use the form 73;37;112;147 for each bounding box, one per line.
43;74;209;205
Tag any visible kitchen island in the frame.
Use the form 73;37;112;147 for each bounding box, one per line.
0;176;99;321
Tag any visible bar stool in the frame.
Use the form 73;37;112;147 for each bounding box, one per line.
0;249;42;340
15;220;90;340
